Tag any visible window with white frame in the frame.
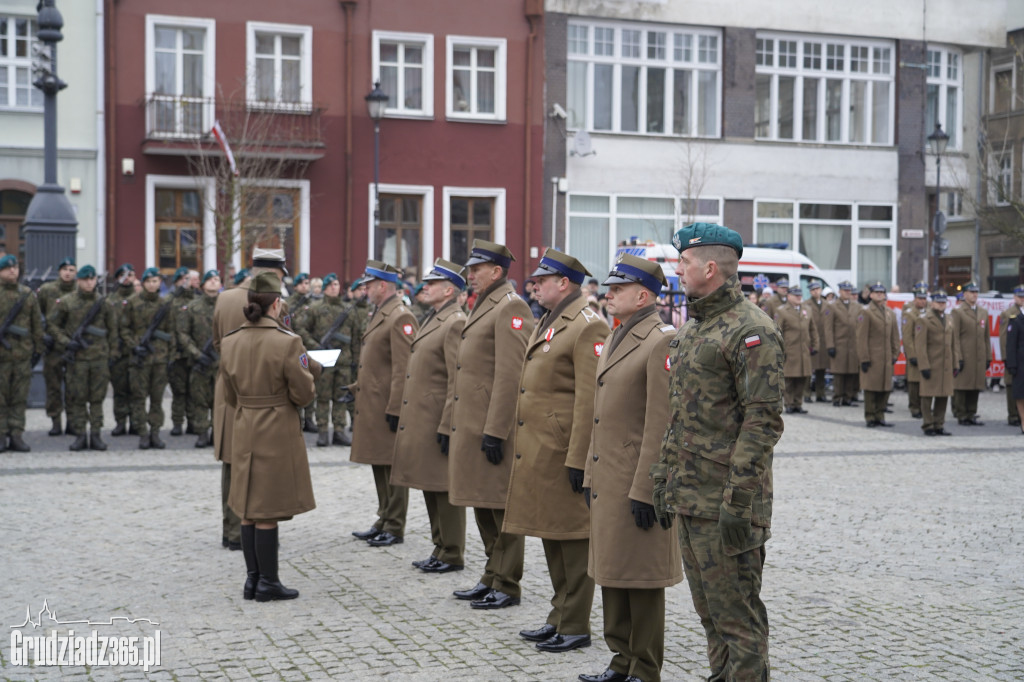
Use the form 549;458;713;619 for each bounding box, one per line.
0;16;42;110
567;194;722;278
927;47;962;149
146;15;215;137
373;31;433;117
567;21;721;137
943;191;963;218
247;22;312;108
991;151;1013;205
754;200;896;286
446;36;506;121
755;33;894;145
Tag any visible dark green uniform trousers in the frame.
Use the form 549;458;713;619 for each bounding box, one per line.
0;360;32;435
67;359;109;432
422;490;465;565
952;389;980;420
907;380;920;415
168;359;192;427
541;537;595;636
678;515;769;682
222;462;241;544
863;390;890;423
833;373;857;403
371;464;408;536
473;507;524;598
129;362;168;436
42;351;66;419
920;396;949;433
783;377;807;410
1007;386;1021;424
602;586;666;682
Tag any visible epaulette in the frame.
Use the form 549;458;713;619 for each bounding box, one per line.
580;307;600;322
276;326;298;336
505;292;515;302
660;324;675;333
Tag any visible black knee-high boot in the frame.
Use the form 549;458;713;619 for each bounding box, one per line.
254;526;298;602
241;524;258;600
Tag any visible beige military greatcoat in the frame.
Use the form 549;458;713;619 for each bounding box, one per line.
952;304;990;391
901;304;926;382
221;316;320;520
583;312;682;589
856;301;900;392
447;281;534;509
350;295;417;466
212;286;250;464
503;293;608;540
774;303;818;377
391;300;466;492
823;299;860;374
914;310;959;397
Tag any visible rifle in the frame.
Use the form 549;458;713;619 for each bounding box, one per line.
62;298;107;363
0;291;31;351
131;302;173;365
318;305;354;349
195;336;219;369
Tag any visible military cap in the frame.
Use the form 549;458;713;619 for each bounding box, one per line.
293;272;309;285
0;254;16;270
1014;284;1024;296
249;272;282;294
838;280;855;291
77;264;97;279
173;266;189;282
322;272;339;288
775;278;790;289
931;290;948;302
423;258;467;290
251;247;289;276
670;222;744;259
234;268;251;286
962;281;980;292
531;248;592;285
58;257;75;269
787;287;803;297
869;281;886;293
201;269;219;285
141;267;161;281
114;263;134;278
913;280;928;290
465;239;515;268
350;276;368;292
914;287;929;299
808;281;822;290
603;253;667;295
362;260;401;285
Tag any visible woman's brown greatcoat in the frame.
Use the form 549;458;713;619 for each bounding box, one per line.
855;301;900;392
914;309;959;397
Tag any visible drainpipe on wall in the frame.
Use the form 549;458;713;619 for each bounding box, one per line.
524;0;543;281
95;0;105;276
340;0;358;282
104;0;116;277
973;50;983;285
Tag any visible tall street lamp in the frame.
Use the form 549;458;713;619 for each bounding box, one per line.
21;0;77;278
927;123;950;289
365;81;388;230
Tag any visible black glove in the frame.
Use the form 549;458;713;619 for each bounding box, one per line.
568;467;585;494
583;487;591;508
196;353;213;368
133;345;149;358
43;333;54;351
827;348;836;358
809;348;818;356
909;357;918;366
436;433;449;455
30;351;41;368
861;361;871;373
385;414;399;432
631;500;656;530
920;368;931;380
719;504;751;550
481;434;503;465
66;339;82;353
1010;366;1018;377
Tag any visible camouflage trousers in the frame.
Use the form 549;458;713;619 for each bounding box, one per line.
168;358;192;427
678;515;770;682
315;365;351;430
109;355;132;424
67;358;109;432
129;361;169;436
189;364;216;432
0;359;33;435
42;351;66;418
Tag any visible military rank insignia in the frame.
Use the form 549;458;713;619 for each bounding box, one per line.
299;353;309;369
402;323;414;336
511;317;524;330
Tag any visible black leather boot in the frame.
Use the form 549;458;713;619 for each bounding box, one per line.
303;417;318;433
0;436;6;453
186;422;197;435
149;430;166;449
89;431;107;451
69;433;88;451
8;432;30;452
128;423;141;436
195;430;211;448
241;524;258;600
170;423;183;436
254;527;298;602
332;428;351;446
138;433;151;449
111;421;127;436
316;429;329;447
49;417;62;436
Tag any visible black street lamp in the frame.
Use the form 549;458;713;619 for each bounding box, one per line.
927;123;950;288
21;0;77;279
365;81;388;230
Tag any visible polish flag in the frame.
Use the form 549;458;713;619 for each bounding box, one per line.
211;120;239;177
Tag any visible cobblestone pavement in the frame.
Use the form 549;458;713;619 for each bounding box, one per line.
1;388;1022;681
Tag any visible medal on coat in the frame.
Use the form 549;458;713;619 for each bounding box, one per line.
544;327;555;342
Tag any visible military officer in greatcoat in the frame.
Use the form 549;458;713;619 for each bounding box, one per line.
580;255;682;682
349;261;417;547
447;240;534;610
806;281;829;402
0;255;44;452
107;263;138;436
178;270;221;447
915;291;958;436
36;257;76;435
503;248;608;652
901;283;929;419
856;282;900;427
998;285;1024;426
951;282;990;425
774;287;818;414
824;281;860;406
391;259;468;573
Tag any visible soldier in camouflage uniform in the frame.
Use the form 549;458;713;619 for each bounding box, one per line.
120;267;176;449
653;223;784;682
49;265;118;451
0;255;44;452
106;263;138;436
167;266;196;436
287;273;317;432
178;270;221;447
298;273;357;447
36;257;76;435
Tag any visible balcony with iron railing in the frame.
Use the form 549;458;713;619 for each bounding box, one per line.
141;94;326;160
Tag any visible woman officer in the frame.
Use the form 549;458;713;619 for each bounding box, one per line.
221;272;321;601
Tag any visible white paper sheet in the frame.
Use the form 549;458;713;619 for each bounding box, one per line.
307;349;341;368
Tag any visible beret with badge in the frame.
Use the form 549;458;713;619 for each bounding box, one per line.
670;222;744;259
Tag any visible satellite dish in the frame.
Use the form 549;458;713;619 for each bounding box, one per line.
571;129;596;157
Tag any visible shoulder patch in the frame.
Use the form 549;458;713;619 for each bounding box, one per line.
665;354;671;371
511;316;524;330
594;342;604;357
299;352;309;369
744;334;762;348
402;323;414;336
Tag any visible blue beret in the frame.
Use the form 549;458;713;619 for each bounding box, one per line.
671;222;743;259
201;269;220;285
77;264;97;279
142;267;161;281
0;254;16;270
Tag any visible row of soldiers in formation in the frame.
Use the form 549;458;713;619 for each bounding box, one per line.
761;276;1024;433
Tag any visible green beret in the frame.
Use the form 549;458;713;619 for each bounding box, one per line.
234;269;251;286
0;254;16;270
293;272;309;285
58;257;75;268
350;277;367;292
322;273;338;287
173;266;189;282
77;264;97;279
114;263;134;278
671;222;743;259
201;269;220;285
249;272;282;294
142;267;161;281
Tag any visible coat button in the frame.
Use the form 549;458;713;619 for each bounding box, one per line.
461;334;466;339
399;425;405;430
527;354;532;360
454;395;459;401
406;374;410;379
594;417;599;424
592;492;597;499
521;387;525;393
518;420;523;426
457;364;461;369
593;454;598;461
516;453;521;459
403;399;408;405
598;379;604;386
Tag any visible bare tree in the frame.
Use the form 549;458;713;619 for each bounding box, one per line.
675;137;716;227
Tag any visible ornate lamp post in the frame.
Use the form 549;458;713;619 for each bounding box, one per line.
927;123;950;288
365;81;388;229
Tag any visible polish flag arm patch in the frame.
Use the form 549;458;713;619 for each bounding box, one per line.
511;316;524;330
665;355;671;371
744;335;762;348
402;323;414;336
594;342;604;357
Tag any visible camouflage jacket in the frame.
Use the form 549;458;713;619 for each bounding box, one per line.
120;290;176;364
350;299;370;369
656;275;784;528
178;293;218;369
0;281;44;360
106;283;136;359
49;288;117;361
168;285;195;361
37;277;75;319
299;295;359;366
